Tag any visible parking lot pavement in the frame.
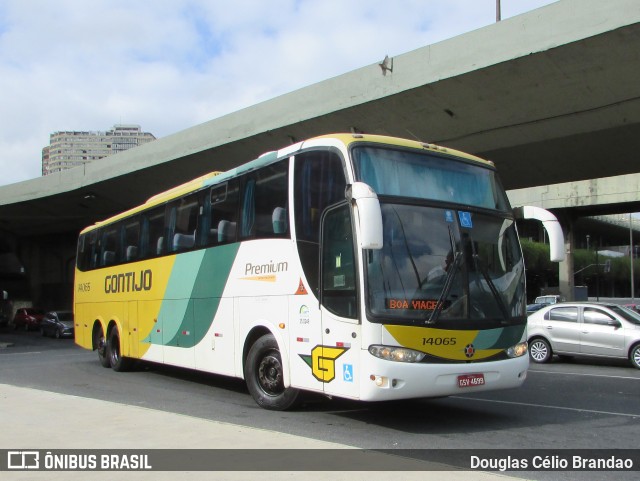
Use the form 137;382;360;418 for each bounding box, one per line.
0;383;520;481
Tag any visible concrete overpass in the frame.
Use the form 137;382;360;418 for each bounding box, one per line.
1;0;640;306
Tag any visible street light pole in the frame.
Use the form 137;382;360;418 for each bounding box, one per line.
631;213;635;302
496;0;502;21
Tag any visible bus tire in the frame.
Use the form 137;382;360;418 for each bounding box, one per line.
244;334;300;411
529;337;552;363
94;325;111;368
107;327;132;372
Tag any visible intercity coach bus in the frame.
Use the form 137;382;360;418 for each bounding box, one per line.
74;133;564;410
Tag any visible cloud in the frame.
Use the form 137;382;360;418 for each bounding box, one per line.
0;0;557;186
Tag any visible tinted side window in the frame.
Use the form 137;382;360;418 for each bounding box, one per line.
123;218;141;262
170;194;200;253
143;206;167;258
240;159;289;240
77;230;97;271
545;307;578;322
100;226;119;266
294;150;347;296
322;203;357;319
583;308;615;325
209;180;240;245
294;151;347;243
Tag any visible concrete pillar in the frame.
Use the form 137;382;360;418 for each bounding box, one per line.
558;220;574;301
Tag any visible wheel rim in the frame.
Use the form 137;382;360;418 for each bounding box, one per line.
530;341;548;362
96;332;106;357
633;348;640;367
257;351;284;396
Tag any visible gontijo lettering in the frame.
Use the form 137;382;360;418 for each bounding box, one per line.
105;270;152;293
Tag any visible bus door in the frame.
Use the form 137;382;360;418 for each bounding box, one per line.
318;203;360;399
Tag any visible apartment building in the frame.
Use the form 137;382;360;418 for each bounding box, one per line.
42;124;156;176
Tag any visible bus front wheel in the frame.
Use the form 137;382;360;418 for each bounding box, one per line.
244;334;300;411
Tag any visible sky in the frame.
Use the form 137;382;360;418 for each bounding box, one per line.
0;0;558;187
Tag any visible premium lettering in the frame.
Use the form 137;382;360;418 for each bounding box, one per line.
245;260;288;276
104;270;152;293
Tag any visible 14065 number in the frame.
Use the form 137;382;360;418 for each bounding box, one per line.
422;337;457;346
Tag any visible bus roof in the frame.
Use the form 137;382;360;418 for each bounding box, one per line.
80;133;494;234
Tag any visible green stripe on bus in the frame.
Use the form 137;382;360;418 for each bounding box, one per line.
163;243;240;348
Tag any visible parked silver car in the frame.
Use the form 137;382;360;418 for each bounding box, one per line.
40;310;74;339
527;302;640;369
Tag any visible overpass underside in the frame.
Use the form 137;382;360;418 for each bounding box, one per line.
1;0;639;306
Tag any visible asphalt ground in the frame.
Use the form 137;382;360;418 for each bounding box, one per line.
0;381;520;481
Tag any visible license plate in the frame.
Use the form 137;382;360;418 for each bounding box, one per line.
457;373;485;388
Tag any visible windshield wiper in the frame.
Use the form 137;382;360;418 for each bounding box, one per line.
391;206;423;289
469;237;510;322
427;226;460;324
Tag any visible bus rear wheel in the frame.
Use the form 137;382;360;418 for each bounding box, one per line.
244;334;300;411
107;327;132;372
94;325;110;368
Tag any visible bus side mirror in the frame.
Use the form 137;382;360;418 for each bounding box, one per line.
346;182;383;250
513;205;565;262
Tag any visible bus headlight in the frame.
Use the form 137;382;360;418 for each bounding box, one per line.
506;341;528;358
369;345;426;363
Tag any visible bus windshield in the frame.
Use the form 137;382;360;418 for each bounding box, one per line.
352;145;510;211
365;204;525;326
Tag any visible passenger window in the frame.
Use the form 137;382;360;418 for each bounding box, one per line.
171;195;199;252
294;150;347;295
101;227;119;266
209;181;240;245
144;206;167;258
77;230;98;271
239;160;289;240
124;218;140;262
583;308;616;325
294;151;347;243
545;307;578;322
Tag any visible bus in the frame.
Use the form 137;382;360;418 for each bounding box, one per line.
74;133;565;410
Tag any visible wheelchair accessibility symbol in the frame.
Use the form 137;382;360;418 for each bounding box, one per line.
343;364;353;382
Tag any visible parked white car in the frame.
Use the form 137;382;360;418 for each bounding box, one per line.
534;295;565;305
527;302;640;369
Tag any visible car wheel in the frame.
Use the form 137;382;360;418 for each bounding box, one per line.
630;344;640;370
24;323;30;332
55;328;62;339
107;327;132;372
244;334;300;411
529;338;552;363
94;325;111;368
41;328;47;337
